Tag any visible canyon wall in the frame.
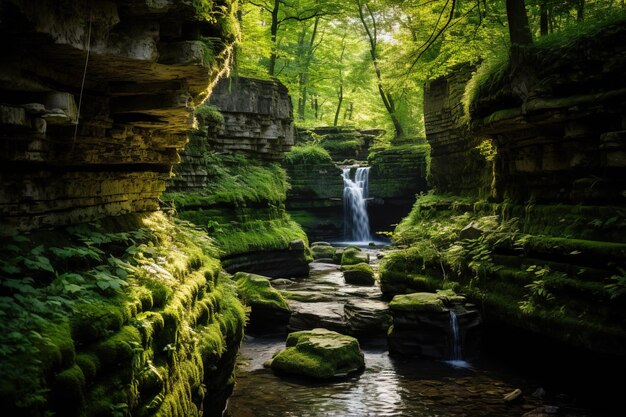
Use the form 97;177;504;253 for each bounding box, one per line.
385;20;626;363
0;1;245;416
165;77;310;278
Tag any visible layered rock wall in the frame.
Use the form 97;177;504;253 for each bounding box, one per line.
165;78;309;277
204;77;295;161
424;63;494;198
0;0;236;234
407;21;626;361
0;1;246;416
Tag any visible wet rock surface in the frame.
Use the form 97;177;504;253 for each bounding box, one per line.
268;328;365;379
227;246;603;417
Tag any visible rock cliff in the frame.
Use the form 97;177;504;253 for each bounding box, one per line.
0;0;235;234
387;20;626;364
0;1;245;416
165;78;310;278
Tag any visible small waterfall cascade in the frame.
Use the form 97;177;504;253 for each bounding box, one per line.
449;310;462;361
342;167;371;242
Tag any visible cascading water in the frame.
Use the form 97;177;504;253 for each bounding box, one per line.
447;309;470;368
449;310;462;361
342;167;371;242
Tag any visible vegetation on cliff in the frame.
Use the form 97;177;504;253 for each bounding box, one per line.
0;213;245;416
164;152;307;258
380;193;626;354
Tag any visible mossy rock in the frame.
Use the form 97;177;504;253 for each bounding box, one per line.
234;272;290;312
49;364;86;415
379;269;443;297
341;247;369;266
269;328;365;379
311;245;336;260
235;272;290;330
342;263;375;286
311;241;332;247
389;292;448;313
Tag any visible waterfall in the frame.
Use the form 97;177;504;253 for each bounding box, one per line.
342;167;371;242
449;310;462;361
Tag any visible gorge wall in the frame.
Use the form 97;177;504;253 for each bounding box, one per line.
165;76;310;278
0;1;246;416
382;19;626;397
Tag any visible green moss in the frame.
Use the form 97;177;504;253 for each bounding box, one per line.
164;154;289;207
234;272;290;312
379;269;443;297
213;218;308;257
50;364;86;414
389;292;447;313
284;143;334;165
342;263;375;286
311;245;336;260
70;300;125;344
75;352;100;383
270;329;364;379
90;325;142;368
341;247;369;266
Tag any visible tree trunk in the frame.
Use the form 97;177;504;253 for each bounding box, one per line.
505;0;532;47
577;0;585;21
334;83;343;127
268;0;280;76
314;96;319;120
540;1;548;36
356;1;404;138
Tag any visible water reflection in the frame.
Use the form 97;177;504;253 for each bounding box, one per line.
225;335;556;417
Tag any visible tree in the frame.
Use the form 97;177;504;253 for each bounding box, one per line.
506;0;533;47
355;0;404;138
248;0;337;76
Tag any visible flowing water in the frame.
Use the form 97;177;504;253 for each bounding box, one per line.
225;247;598;417
342;167;371;242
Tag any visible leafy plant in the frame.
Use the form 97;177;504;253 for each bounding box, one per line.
605;268;626;300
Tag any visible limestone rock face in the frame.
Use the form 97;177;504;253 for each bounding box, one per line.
424;63;494;199
0;0;237;234
206;77;294;161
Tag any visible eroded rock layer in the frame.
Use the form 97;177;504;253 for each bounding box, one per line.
205;76;294;161
395;21;626;362
0;0;236;233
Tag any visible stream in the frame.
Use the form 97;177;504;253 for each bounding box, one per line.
225;247;601;417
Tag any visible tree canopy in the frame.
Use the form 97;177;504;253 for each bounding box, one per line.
235;0;625;139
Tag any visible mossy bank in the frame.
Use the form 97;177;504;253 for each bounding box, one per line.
0;213;245;416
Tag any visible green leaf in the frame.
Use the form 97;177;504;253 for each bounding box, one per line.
30;245;45;256
24;256;54;273
97;281;110;290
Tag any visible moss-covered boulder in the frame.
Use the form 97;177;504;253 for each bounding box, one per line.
341;247;369;266
311;244;337;260
388;291;482;358
389;292;447;313
342;263;376;286
269;328;365;379
235;272;290;330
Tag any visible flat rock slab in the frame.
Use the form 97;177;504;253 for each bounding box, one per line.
344;299;392;335
288;301;347;333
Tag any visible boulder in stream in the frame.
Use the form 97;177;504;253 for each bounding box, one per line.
235;272;290;330
269;328;365;379
311;244;337;260
342;262;376;285
388;290;482;359
341;247;369;265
